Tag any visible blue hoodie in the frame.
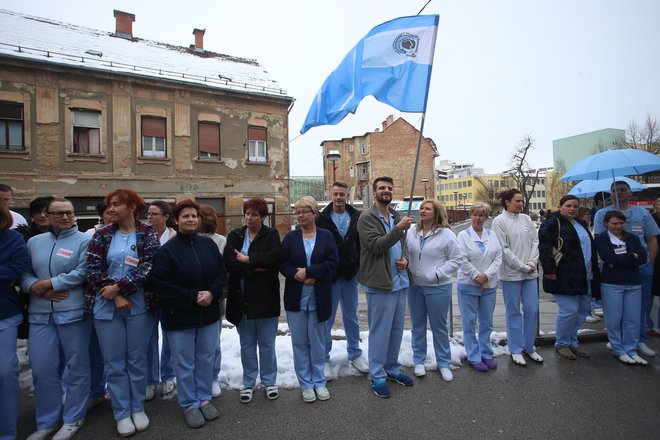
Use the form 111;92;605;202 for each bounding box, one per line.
0;229;29;321
21;225;91;314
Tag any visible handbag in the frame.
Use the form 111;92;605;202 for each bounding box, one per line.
551;217;564;266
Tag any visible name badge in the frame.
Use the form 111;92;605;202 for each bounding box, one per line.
56;248;73;258
614;246;627;255
124;256;140;267
631;225;643;233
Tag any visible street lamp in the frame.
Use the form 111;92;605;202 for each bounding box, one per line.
326;150;341;187
421;178;429;199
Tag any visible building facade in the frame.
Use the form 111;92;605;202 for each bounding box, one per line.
320;115;437;204
0;9;293;234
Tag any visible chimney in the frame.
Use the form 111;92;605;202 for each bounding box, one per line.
192;28;206;51
113;10;135;40
382;115;394;130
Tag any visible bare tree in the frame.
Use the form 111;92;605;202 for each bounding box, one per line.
502;135;538;214
474;176;501;209
618;114;660;183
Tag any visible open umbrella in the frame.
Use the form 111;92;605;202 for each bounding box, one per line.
561;148;660;181
568;176;645;198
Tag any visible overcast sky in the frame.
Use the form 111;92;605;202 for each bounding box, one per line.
4;0;659;176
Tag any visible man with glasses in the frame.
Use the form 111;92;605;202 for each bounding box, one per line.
593;180;660;357
0;183;27;229
316;181;368;378
357;177;413;398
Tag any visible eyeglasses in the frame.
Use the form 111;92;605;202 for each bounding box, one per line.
146;212;162;217
48;211;75;217
295;209;313;215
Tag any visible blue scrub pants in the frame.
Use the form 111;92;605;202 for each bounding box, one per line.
146;318;175;386
89;323;107;399
167;321;218;410
0;321;19;440
501;279;539;354
238;315;278;388
94;311;153;420
639;263;654;342
287;310;326;390
366;289;406;381
553;293;591;348
407;284;452;369
30;318;92;429
325;276;362;363
601;283;641;357
213;324;221;382
457;284;496;364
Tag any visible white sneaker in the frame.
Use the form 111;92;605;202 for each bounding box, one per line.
511;353;527;366
351;357;369;374
631;354;648;365
638;342;656;357
161;379;176;399
617;354;636;365
593;308;604;317
323;363;333;381
524;349;544;363
584;314;600;323
440;367;453;382
145;384;156;401
27;426;59;440
116;417;136;438
53;419;84;440
212;380;222;398
131;412;149;432
414;364;426;377
606;342;612;351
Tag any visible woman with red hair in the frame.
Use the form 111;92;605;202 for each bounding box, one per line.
86;189;159;437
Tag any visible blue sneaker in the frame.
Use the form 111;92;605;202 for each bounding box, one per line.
371;379;391;398
387;372;414;386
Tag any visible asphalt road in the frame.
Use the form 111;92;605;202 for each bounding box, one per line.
17;338;660;440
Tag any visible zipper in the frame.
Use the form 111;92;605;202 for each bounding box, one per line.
189;239;205;326
48;239;57;311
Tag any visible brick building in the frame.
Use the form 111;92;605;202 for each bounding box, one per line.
0;9;294;234
320;115;437;203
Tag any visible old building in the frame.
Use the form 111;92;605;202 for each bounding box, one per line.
0;9;294;233
320;115;437;203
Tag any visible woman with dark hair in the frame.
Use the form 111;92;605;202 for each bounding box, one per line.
595;210;648;365
225;197;281;403
145;200;177;401
0;199;29;440
152;199;225;429
280;197;338;402
491;189;542;366
16;196;54;239
198;204;226;398
22;198;92;440
457;202;502;372
85;202;112;236
406;200;462;381
538;195;600;360
86;189;159;437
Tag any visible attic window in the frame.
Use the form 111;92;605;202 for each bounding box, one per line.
85;50;103;57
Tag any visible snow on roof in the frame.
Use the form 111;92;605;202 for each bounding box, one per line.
0;9;292;100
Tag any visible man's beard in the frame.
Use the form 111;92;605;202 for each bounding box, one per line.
376;194;392;205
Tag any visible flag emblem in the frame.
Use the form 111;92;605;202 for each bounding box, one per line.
393;33;419;57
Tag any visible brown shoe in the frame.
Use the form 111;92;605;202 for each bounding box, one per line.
570;346;590;358
556;346;577;360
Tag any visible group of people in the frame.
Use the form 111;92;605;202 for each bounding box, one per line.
1;177;658;439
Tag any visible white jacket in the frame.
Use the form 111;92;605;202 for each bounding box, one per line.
406;226;463;286
491;211;539;281
457;227;502;287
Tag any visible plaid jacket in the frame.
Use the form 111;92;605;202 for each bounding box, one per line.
85;221;159;317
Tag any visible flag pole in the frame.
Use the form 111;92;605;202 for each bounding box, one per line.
406;113;427;218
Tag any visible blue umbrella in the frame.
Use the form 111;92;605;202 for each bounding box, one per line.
561;148;660;181
568;176;645;198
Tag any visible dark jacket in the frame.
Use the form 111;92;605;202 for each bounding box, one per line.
224;224;281;326
594;231;647;286
152;232;226;331
316;203;360;281
280;228;338;323
0;229;29;321
85;222;159;316
538;212;600;297
653;213;660;296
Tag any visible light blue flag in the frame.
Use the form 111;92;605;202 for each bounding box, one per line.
301;15;439;134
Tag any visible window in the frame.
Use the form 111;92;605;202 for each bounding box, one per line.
349;166;355;177
359;143;367;155
348;144;354;152
142;117;166;158
71;110;101;154
198;122;221;159
358;164;368;180
468;180;472;187
0;102;24;150
247;127;267;163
